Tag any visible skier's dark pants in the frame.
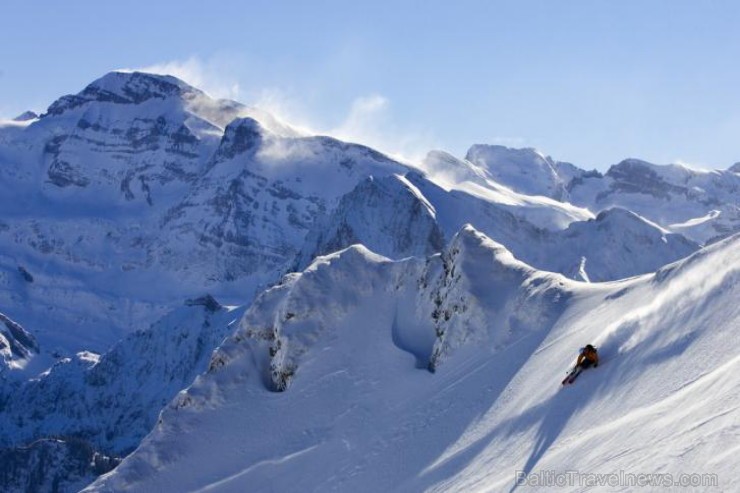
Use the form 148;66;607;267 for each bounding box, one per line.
579;359;595;369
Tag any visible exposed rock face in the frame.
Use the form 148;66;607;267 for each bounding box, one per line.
12;111;38;122
297;174;446;269
0;313;38;372
604;159;685;200
211;117;263;162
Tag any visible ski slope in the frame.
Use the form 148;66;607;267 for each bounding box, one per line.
86;228;739;492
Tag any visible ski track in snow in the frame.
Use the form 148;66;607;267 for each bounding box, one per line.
189;444;320;493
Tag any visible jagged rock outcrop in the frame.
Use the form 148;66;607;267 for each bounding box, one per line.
0;312;38;373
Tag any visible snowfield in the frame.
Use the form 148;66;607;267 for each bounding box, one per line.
85;228;739;493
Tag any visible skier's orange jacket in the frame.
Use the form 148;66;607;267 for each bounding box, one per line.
577;347;599;366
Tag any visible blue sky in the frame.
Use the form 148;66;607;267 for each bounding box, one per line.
1;0;739;169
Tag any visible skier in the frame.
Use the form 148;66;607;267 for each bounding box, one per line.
576;344;599;369
562;344;599;385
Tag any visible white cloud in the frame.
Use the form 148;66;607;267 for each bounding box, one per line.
131;57;241;100
248;90;437;164
329;94;388;144
249;87;317;136
326;94;436;164
674;159;712;171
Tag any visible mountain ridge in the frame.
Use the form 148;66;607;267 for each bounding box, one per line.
84;228;740;492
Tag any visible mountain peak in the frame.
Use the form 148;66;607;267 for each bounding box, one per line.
12;110;38;122
465;144;548;164
451;224;526;270
464;144;568;200
607;157;699;179
613;157;652;167
593;207;668;232
213;117;266;161
89;70;197;97
44;71;201;117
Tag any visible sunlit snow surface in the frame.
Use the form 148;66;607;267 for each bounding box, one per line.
0;71;738;492
87;228;739;492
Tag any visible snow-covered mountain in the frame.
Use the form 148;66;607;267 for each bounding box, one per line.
570;158;740;244
421;149;592;230
0;71;252;352
296;174;446;268
0;296;243;456
464;145;577;201
1;70;720;356
0;70;738;492
0;71;411;353
453;145;740;244
85;228;739;492
405;174;700;282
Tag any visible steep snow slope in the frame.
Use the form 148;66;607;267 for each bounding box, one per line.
430;234;739;492
0;296;243;456
86;229;738;493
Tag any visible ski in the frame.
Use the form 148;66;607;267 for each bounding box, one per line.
561;367;581;385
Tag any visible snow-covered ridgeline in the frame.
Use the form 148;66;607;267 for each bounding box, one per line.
84;226;578;491
87;230;739;492
447;145;740;244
